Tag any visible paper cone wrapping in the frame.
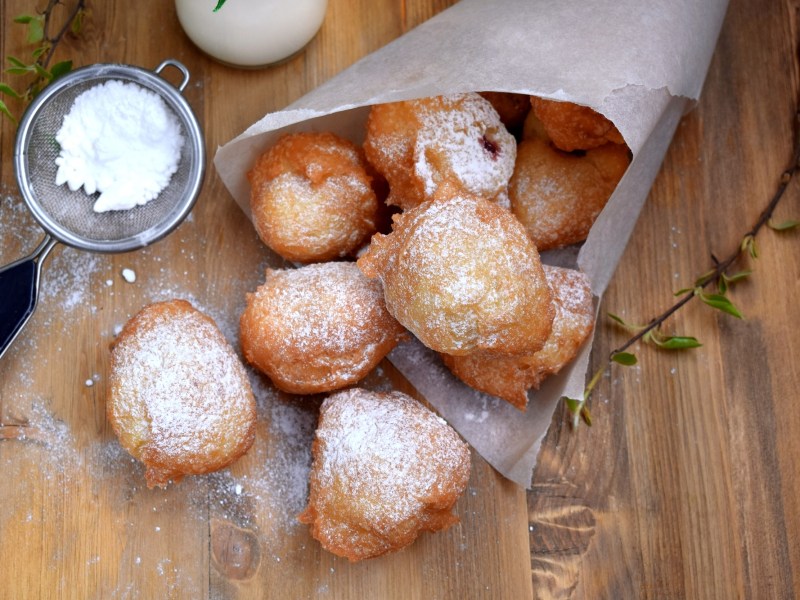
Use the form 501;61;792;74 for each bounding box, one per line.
214;0;729;487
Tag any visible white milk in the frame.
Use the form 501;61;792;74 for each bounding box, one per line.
175;0;328;68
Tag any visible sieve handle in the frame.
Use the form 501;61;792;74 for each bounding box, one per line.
0;235;57;361
155;59;190;92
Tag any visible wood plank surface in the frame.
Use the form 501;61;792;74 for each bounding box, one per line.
528;0;800;598
0;0;798;599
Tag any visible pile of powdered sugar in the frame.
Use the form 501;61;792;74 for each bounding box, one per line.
54;79;184;213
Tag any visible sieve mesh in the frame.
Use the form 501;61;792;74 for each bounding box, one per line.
15;63;204;253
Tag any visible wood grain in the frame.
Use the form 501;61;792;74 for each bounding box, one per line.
528;0;800;598
0;1;532;599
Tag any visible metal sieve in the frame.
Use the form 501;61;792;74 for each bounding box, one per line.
0;59;205;360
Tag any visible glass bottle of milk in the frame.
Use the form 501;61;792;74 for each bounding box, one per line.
175;0;328;68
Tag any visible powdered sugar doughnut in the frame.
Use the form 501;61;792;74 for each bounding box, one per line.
478;91;531;134
509;136;630;251
107;300;256;488
239;262;406;394
298;388;471;561
248;132;380;263
441;266;595;410
363;93;516;210
529;96;625;152
358;193;554;356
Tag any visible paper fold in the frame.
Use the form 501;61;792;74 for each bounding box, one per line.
214;0;729;487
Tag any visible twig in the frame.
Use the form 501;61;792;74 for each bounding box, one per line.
40;0;87;71
569;105;800;429
610;109;800;359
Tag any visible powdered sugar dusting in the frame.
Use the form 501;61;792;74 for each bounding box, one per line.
242;262;405;391
414;93;516;199
109;301;255;478
305;388;471;559
362;194;551;355
264;172;375;254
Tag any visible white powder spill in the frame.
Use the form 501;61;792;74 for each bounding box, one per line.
0;373;316;595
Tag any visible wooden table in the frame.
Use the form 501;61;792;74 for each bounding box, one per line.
1;0;798;598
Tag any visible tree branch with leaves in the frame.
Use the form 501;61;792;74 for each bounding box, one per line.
564;109;800;429
0;0;88;122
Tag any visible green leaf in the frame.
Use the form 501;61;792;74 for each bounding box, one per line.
32;45;48;60
49;60;73;81
699;292;744;319
694;269;717;287
563;397;581;414
213;0;227;11
33;63;51;80
0;82;21;98
27;16;44;44
563;397;592;429
0;98;15;122
722;270;751;283
607;312;643;332
768;218;800;231
5;66;32;75
607;312;628;326
654;335;702;350
720;270;751;294
6;55;28;69
611;351;638;366
13;14;34;24
741;234;758;259
674;286;697;297
71;9;86;36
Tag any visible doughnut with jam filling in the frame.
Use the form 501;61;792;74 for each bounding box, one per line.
363;93;517;210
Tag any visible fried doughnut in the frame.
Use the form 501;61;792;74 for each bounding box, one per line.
107;300;256;488
298;388;471;561
441;266;595;410
358;192;554;356
529;96;625;152
239;262;406;394
248;131;380;263
479;91;531;134
363;93;516;210
508;137;630;251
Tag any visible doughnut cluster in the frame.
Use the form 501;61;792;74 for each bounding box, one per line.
106;92;629;561
242;93;627;560
357;92;628;407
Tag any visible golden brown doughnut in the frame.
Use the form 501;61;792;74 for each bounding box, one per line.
248;131;380;263
239;262;406;394
107;299;257;488
357;192;554;356
441;265;595;410
529;96;625;152
479;91;531;134
298;388;471;561
363;93;516;210
508;136;630;251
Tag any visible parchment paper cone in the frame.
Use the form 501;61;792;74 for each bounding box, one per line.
214;0;730;487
